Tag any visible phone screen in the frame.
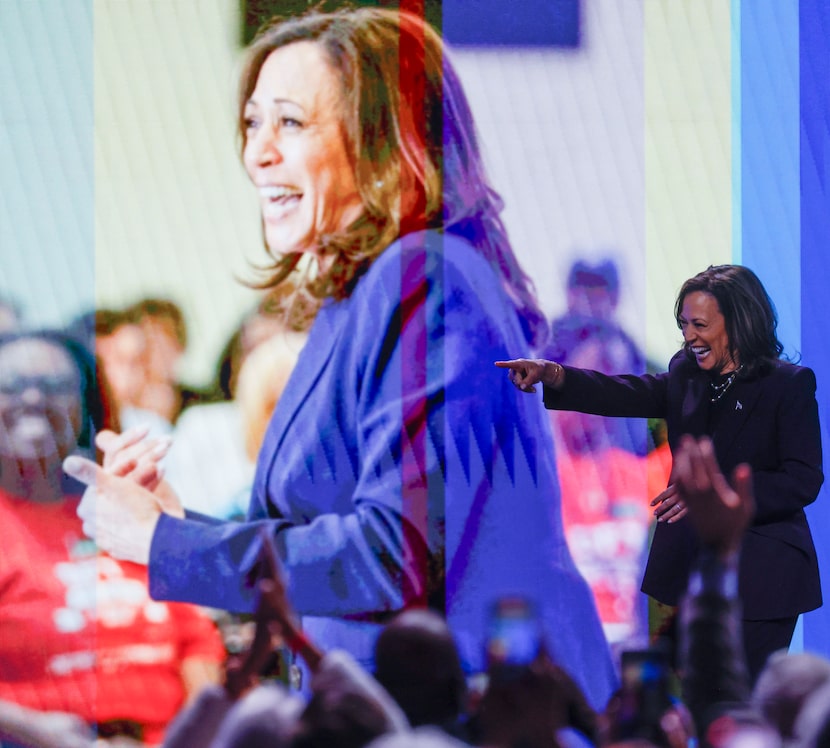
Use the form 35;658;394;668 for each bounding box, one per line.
485;596;542;668
617;648;672;739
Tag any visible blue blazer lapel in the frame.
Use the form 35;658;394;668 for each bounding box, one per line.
265;300;348;457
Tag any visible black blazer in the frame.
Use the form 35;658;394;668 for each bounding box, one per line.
544;351;823;619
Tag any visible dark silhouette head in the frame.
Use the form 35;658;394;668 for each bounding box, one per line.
374;609;467;730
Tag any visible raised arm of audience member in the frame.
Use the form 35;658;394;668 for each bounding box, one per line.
163;534;310;748
675;435;755;741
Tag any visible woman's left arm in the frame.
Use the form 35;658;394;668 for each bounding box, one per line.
751;366;824;523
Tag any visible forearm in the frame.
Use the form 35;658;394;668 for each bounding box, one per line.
278;503;435;617
680;550;752;738
543;366;668;417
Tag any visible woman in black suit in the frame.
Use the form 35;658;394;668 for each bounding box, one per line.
497;264;823;682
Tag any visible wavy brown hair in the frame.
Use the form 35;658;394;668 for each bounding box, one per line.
238;7;547;347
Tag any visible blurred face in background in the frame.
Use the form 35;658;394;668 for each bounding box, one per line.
242;41;364;261
0;338;82;462
139;317;183;385
96;323;147;407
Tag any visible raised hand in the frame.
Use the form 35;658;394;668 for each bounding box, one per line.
673;435;754;556
96;426;183;517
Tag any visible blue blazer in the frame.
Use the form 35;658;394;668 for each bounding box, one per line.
544;351;823;619
149;231;617;708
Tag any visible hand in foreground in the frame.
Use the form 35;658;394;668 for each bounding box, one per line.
650;483;688;524
96;426;183;516
673;435;754;556
494;358;564;393
63;455;172;564
225;530;323;697
0;705;96;748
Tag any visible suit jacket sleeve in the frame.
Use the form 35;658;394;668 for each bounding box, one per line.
749;366;823;524
543;366;670;419
149;235;521;616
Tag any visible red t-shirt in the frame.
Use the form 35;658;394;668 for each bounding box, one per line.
556;446;653;645
0;489;225;745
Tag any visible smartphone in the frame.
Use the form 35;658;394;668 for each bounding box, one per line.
616;648;672;740
485;596;542;669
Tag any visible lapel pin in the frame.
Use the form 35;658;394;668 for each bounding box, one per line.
735;401;742;411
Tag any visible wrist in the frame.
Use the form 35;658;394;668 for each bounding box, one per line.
688;547;739;598
544;361;565;389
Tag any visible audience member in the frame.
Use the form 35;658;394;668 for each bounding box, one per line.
793;681;830;748
127;297;208;424
0;330;225;746
546;259;645;375
94;308;171;435
0;295;23;333
368;727;472;747
472;645;599;748
752;651;830;743
208;682;304;748
165;331;306;519
551;337;652;651
373;609;468;737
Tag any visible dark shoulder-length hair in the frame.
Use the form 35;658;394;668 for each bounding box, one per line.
237;7;547;348
674;265;785;377
0;329;118;452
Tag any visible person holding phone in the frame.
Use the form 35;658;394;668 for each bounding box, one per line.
498;265;823;682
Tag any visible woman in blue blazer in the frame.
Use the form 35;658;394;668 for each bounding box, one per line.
64;8;617;708
498;264;823;682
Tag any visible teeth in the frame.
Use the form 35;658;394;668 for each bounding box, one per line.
260;186;301;200
691;347;709;354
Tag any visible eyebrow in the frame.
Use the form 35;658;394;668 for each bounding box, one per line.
245;97;305;110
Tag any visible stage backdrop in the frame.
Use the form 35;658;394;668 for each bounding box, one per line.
1;0;828;653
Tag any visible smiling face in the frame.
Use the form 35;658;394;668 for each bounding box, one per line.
0;339;82;462
678;291;738;374
242;41;364;261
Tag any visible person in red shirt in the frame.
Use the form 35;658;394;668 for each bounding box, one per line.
0;330;225;747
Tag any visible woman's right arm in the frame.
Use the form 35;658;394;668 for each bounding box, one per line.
496;357;670;419
541;365;669;419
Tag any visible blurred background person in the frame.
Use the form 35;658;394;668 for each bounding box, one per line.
0;330;225;746
165;328;307;520
551;337;652;653
546;258;648;456
94;308;171;436
546;259;644;372
127;297;210;425
0;295;23;334
543;258;654;654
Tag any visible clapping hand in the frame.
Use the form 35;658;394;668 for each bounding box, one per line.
673;435;754;556
62;424;185;564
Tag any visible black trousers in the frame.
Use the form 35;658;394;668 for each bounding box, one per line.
653;606;798;686
742;616;799;684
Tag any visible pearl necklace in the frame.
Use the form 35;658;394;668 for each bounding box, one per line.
710;366;742;403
